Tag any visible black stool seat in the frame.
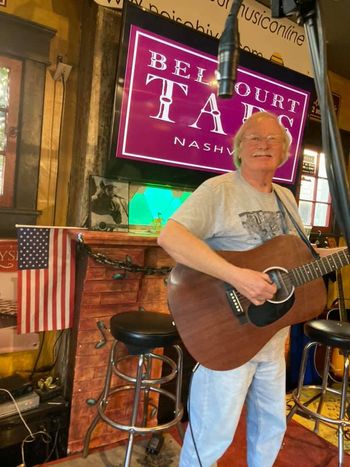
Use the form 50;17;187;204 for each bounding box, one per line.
110;311;179;353
304;320;350;351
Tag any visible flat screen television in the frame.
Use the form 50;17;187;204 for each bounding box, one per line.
107;1;314;189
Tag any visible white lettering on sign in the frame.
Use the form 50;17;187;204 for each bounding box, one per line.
146;48;300;141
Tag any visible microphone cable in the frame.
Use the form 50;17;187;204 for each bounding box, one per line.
187;362;203;467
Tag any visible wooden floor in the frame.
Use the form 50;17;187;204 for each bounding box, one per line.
44;415;350;467
218;418;350;467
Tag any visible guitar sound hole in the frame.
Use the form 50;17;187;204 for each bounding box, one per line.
266;267;294;303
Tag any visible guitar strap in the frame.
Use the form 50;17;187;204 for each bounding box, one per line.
274;189;320;260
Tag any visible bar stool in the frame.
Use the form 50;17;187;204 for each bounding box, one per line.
83;311;184;466
287;319;350;466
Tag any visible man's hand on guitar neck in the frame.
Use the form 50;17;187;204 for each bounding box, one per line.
158;219;277;306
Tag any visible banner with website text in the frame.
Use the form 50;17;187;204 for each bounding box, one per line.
94;0;312;77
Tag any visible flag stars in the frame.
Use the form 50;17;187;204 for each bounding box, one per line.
18;227;50;270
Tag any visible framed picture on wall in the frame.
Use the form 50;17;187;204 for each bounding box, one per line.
89;176;129;232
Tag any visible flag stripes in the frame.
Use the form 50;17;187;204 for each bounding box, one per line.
17;227;75;334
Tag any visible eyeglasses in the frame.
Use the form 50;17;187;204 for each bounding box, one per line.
242;135;284;145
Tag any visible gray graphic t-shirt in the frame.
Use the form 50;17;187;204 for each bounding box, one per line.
171;171;303;362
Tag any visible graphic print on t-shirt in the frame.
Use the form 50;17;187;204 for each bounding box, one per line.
239;210;284;243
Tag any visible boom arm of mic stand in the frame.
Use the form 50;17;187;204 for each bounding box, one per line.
303;5;350;249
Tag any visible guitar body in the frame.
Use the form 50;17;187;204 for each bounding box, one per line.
167;235;327;371
331;348;345;378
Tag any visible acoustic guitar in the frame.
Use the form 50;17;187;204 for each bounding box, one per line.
167;234;350;371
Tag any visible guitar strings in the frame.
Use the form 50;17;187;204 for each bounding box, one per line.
232;270;293;306
229;248;350;309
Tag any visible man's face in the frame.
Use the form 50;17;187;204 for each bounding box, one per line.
238;117;285;174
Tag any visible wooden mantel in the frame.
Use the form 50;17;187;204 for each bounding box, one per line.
66;231;174;454
70;230;161;247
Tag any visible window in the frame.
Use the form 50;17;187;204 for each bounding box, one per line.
0;56;22;208
0;13;55;236
298;148;331;228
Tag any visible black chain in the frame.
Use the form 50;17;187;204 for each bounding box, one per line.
77;233;171;276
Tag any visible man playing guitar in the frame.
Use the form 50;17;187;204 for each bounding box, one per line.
158;111;341;467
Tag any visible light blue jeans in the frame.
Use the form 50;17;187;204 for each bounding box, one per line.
179;353;286;467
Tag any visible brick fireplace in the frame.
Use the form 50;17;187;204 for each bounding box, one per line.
66;231;173;454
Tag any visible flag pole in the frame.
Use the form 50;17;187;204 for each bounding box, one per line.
15;225;87;230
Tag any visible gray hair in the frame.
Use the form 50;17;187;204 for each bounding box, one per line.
233;111;291;169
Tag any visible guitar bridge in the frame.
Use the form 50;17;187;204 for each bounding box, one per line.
224;284;247;323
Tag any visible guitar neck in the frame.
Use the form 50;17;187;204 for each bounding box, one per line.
290;248;350;287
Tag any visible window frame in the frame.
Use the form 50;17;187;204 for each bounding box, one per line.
0;55;22;208
0;12;56;237
298;146;332;232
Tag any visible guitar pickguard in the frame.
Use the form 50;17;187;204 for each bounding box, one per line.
247;295;295;327
225;265;296;327
245;265;296;326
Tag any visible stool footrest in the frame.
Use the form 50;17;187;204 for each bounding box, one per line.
291;385;350;427
97;384;183;434
114;352;178;386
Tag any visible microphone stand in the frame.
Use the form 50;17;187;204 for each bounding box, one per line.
271;0;350;248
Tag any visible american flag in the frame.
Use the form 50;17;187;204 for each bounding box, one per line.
16;226;76;334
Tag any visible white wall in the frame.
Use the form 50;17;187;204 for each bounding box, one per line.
95;0;312;76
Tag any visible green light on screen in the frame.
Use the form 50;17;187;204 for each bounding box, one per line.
129;185;192;227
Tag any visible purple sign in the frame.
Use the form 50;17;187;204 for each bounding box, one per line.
116;26;311;185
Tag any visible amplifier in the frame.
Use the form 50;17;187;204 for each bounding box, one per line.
0;374;33;403
0;392;40;419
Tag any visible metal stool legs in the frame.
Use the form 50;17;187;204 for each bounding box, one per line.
287;341;315;423
123;347;184;465
83;340;184;466
123;352;145;466
288;340;350;467
338;353;350;466
314;345;332;434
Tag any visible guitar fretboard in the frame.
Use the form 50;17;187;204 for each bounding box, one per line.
289;249;350;287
